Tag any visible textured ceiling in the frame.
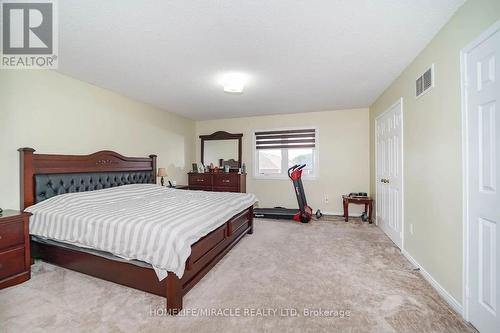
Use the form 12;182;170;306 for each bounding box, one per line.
57;0;465;120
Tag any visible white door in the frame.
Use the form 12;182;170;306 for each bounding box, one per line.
464;23;500;333
376;99;403;248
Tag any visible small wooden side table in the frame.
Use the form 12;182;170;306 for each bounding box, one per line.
342;195;373;224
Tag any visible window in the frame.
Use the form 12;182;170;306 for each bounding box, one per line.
254;128;318;179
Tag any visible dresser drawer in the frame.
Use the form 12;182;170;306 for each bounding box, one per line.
213;186;239;193
0;221;24;251
0;247;25;280
189;186;212;191
213;173;240;187
188;173;213;186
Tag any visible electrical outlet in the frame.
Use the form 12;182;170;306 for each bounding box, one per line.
324;194;329;204
409;224;414;235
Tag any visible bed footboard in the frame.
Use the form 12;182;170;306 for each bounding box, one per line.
166;206;254;313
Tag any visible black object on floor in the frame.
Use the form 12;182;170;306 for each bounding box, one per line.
253;164;318;223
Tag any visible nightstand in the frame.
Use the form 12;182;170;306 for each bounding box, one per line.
0;210;31;289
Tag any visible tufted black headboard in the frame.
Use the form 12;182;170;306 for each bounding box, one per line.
19;148;157;210
34;171;155;204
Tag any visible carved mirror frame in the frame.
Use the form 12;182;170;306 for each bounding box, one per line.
200;131;243;167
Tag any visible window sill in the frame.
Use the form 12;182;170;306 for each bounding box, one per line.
253;174;318;181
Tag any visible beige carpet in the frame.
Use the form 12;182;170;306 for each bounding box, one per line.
0;218;473;333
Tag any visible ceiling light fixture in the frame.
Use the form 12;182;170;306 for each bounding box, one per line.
220;72;248;94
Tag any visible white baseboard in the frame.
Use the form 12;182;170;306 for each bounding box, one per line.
321;211;364;218
402;249;463;316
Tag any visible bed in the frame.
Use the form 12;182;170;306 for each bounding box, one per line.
19;148;256;314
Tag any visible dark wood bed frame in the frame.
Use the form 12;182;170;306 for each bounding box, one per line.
19;148;254;314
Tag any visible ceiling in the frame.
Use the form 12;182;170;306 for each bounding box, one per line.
57;0;465;120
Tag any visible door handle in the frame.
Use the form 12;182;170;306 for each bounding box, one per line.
381;178;390;183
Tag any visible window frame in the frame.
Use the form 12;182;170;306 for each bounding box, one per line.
252;127;319;180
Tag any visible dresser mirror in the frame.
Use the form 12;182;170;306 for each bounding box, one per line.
200;131;243;170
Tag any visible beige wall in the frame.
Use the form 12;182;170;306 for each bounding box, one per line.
369;0;500;304
0;70;195;210
196;108;370;215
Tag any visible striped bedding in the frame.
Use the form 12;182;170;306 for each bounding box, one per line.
25;184;257;280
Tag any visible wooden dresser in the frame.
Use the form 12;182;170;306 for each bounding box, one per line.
188;173;246;193
0;210;31;290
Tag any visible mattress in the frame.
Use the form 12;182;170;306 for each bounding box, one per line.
25;184;257;280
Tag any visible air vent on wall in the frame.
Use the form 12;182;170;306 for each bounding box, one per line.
416;64;434;98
